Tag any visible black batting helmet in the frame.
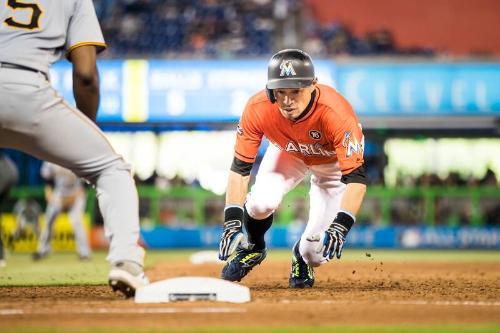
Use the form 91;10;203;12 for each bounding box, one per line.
266;49;316;103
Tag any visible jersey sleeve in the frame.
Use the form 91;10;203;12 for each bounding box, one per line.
329;113;365;175
65;0;106;54
233;102;264;163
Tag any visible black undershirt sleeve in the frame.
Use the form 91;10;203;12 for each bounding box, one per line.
341;165;368;185
230;157;254;176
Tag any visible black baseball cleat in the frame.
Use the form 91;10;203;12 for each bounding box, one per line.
78;255;91;262
32;251;49;261
289;241;314;288
221;247;267;282
108;261;149;298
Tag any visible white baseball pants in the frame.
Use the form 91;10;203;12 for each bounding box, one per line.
245;143;346;266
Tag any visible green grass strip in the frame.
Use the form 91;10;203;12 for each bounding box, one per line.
0;250;182;286
1;249;499;286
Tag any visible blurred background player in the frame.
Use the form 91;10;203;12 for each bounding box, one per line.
12;198;41;243
0;0;148;297
0;153;19;267
218;49;367;288
33;162;91;261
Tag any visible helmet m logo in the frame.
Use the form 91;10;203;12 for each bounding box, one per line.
279;60;296;77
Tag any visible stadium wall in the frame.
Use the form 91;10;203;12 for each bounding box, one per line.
307;0;500;55
49;59;500;126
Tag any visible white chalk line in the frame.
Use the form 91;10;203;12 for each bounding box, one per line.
0;307;246;316
2;300;499;316
390;300;500;307
278;299;500;307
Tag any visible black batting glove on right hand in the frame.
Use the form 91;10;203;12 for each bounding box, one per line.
318;211;355;260
218;206;248;261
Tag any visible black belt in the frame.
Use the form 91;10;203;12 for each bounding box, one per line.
0;62;48;80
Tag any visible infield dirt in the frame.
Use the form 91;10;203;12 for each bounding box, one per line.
1;258;499;331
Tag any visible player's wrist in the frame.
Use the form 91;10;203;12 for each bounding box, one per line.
224;205;244;223
332;210;355;236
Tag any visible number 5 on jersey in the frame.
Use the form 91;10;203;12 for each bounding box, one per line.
3;0;42;30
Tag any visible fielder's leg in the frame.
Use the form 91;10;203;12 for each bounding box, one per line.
0;70;147;296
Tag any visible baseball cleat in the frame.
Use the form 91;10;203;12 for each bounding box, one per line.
78;255;92;262
32;251;49;261
108;261;150;298
221;247;267;282
289;241;314;288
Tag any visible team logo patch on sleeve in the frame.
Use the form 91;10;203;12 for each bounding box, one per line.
342;130;363;157
236;124;243;135
309;130;321;140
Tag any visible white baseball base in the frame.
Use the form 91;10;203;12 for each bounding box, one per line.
135;277;251;304
189;250;225;265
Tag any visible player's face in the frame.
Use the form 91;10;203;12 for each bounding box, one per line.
274;85;315;121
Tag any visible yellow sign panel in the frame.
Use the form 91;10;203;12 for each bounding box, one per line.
123;59;149;122
0;213;91;253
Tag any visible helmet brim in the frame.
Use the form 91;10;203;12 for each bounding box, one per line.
266;78;314;89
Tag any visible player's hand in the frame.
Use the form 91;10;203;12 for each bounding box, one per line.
218;219;248;261
318;222;348;260
316;211;355;260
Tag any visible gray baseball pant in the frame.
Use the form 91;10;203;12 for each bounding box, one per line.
0;67;144;266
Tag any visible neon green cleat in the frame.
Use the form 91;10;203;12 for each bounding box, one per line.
221;247;267;282
289;241;314;288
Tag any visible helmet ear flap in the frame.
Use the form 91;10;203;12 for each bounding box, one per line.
266;87;276;103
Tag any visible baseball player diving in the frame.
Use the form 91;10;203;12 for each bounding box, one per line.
33;162;91;261
0;0;148;297
218;49;367;288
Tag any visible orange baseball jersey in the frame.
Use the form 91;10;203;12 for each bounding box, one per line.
234;84;364;175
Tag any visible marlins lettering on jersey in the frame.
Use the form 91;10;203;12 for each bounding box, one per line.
284;141;335;157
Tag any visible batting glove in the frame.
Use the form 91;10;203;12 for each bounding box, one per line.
218;206;248;261
318;211;355;260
